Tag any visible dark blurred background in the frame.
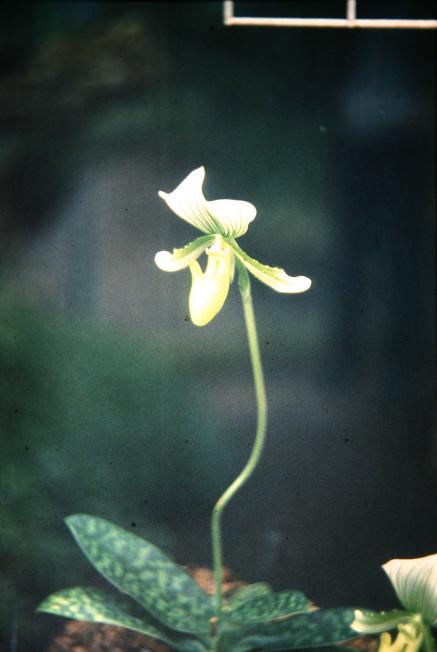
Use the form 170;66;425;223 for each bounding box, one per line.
0;1;435;649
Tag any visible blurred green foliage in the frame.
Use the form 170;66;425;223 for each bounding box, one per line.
0;297;232;645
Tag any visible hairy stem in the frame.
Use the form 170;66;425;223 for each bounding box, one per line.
211;261;267;621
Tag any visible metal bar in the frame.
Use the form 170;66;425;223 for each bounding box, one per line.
347;0;357;22
223;0;437;29
223;0;233;25
225;16;437;29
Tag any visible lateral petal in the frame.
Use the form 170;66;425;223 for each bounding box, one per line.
154;235;215;272
228;240;312;293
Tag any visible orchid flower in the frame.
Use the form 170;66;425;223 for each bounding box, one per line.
154;167;311;326
382;554;437;627
352;553;437;652
377;623;423;652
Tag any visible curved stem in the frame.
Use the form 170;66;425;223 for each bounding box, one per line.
211;261;267;618
420;621;436;652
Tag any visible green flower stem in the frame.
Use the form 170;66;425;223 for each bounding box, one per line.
211;261;267;620
420;621;437;652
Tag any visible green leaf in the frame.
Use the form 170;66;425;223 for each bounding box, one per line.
37;586;207;652
225;588;310;625
227;582;274;607
217;607;359;651
351;609;415;634
65;514;214;635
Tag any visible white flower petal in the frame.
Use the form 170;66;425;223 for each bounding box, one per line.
383;553;437;625
158;167;256;238
158;167;217;234
154;235;215;272
228;240;312;294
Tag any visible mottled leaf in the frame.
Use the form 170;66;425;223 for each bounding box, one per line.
217;607;359;651
227;583;273;607
37;586;207;652
225;588;310;625
65;514;214;634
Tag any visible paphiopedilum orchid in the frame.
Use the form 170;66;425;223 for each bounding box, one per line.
155;167;311;326
382;554;437;627
352;553;437;652
377;623;423;652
